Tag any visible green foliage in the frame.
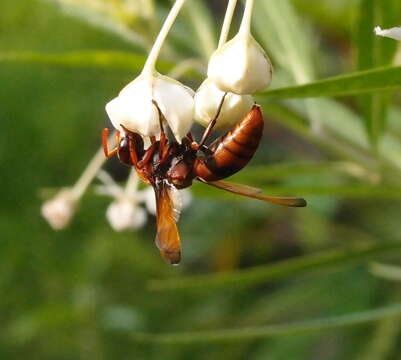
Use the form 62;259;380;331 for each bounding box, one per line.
2;0;401;359
258;66;401;99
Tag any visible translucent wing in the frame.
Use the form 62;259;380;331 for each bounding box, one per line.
200;179;307;207
154;181;182;265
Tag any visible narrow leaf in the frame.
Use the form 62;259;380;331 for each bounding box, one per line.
0;51;171;73
370;262;401;281
132;302;401;344
355;0;399;146
148;241;401;292
257;66;401;99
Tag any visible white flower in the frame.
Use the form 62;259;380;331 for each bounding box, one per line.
41;189;77;230
105;72;194;142
207;33;272;95
194;79;254;130
106;199;147;231
375;26;401;41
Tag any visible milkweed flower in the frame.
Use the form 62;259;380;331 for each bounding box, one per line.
106;199;147;231
97;170;148;231
41;147;108;230
194;79;253;130
105;0;194;142
374;26;401;41
41;189;78;230
105;73;194;143
207;0;272;95
194;0;256;130
97;170;191;231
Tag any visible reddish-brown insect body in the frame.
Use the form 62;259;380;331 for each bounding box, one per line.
102;103;306;265
194;105;264;181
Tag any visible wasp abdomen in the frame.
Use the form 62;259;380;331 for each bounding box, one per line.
194;105;264;181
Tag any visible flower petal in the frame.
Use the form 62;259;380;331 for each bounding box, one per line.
194;79;254;130
207;34;273;95
153;74;194;142
41;189;77;230
106;73;194;142
375;26;401;41
106;199;147;231
106;75;160;136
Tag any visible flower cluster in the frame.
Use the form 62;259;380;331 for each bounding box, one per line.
106;0;272;139
42;0;272;232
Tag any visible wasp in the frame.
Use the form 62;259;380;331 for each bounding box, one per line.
102;99;306;264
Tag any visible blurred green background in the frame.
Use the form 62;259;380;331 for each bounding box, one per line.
2;0;401;358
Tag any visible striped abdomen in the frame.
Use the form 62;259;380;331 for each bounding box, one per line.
194;105;264;181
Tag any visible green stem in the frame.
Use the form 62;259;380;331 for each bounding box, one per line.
142;0;187;75
218;0;239;47
71;132;116;200
239;0;254;35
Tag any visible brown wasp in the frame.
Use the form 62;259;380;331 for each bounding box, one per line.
102;98;306;264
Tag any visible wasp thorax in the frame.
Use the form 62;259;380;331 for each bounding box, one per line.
166;154;196;189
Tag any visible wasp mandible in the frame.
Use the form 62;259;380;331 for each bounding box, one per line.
102;99;306;264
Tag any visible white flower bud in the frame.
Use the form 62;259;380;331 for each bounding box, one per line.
375;26;401;41
207;33;272;95
106;199;147;231
105;72;194;142
194;79;254;130
41;189;77;230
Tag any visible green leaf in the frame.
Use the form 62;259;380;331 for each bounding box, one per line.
226;162;372;183
355;0;399;147
370;262;401;281
253;0;321;129
148;241;401;292
132;302;401;344
0;50;166;72
257;66;401;99
0;51;204;80
182;0;216;59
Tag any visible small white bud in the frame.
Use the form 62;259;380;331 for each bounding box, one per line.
105;72;194;142
106;199;147;231
207;33;273;95
41;189;77;230
194;79;254;130
375;26;401;41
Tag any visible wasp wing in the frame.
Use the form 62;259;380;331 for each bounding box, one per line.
154;181;182;265
198;178;262;195
200;179;307;207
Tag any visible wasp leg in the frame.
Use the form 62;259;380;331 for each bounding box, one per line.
152;99;170;163
186;132;194;142
127;136;139;167
119;124;143;167
102;128;119;158
137;143;158;169
198;92;227;148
